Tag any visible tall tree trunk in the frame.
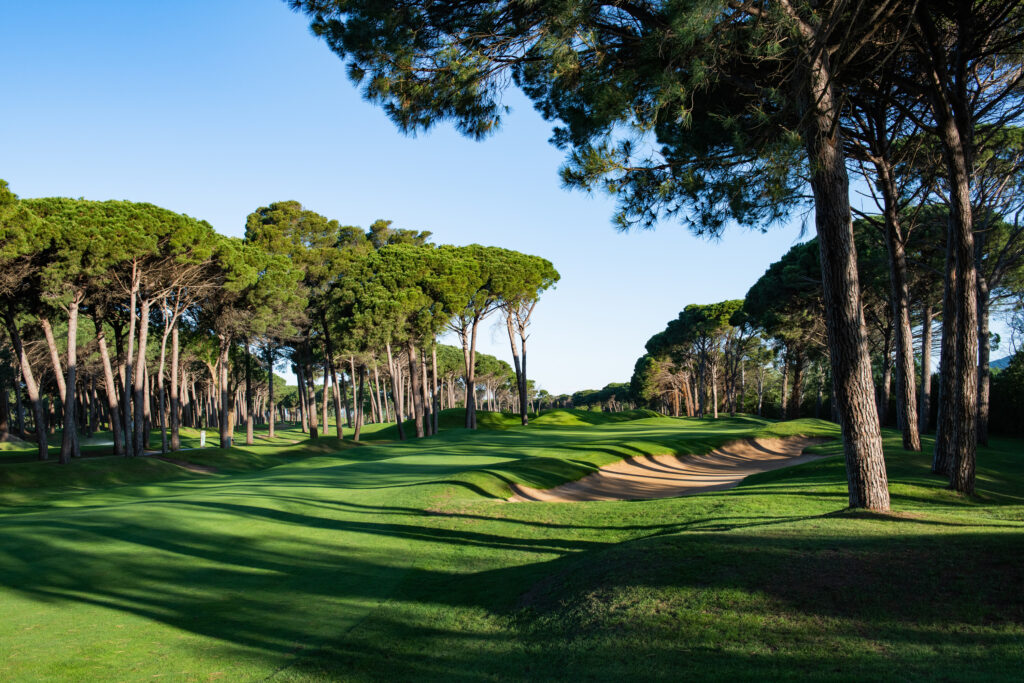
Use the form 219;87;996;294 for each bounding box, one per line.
386;342;406;440
266;345;276;439
305;357;319;439
354;365;365;441
320;320;345;438
218;334;232;448
420;346;432;436
788;350;804;420
245;342;254;446
939;125;978;493
170;321;180;451
123;266;138;457
781;356;789;419
133;298;151;456
796;38;889;510
977;281;991;446
296;364;308;433
431;345;440;434
13;359;25;438
878;166;921;449
919;304;933;434
41;315;79;460
156;305;170;455
933;238;957;475
5;307;47;460
407;340;424;437
0;369;10;440
459;326;477;429
321;356;329;433
710;362;719;419
372;359;384;427
331;360;344;438
505;314;527;425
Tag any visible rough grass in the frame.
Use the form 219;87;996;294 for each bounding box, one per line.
0;413;1020;681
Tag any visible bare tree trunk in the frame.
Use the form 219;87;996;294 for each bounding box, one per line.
133;298;151;456
5;307;47;460
878;169;921;449
218;335;232;448
305;357;319;439
156;305;170;454
781;356;789;419
407;340;424;437
354;365;365;441
431;345;440;433
919;304;933;434
710;362;719;419
245;342;254;446
266;345;276;439
123;270;138;457
386;343;406;440
296;364;308;433
796;38;889;510
13;359;25;438
420;345;432;436
41;315;79;460
934;240;956;475
170;320;180;451
321;356;329;433
977;282;991;446
788;349;805;420
331;359;344;438
372;359;384;426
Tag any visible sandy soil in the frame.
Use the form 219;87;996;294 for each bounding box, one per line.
508;436;829;502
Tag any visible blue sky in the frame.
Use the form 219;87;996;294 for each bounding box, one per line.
3;1;986;394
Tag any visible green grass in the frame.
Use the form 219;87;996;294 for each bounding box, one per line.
0;413;1021;681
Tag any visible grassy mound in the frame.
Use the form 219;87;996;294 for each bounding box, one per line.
528;407;661;427
0;415;1020;680
358;408;526;441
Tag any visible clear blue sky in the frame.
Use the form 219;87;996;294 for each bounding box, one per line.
3;1;990;393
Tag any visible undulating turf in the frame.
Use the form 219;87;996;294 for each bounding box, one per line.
0;412;1020;681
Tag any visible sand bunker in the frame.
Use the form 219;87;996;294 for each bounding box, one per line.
508;436;829;502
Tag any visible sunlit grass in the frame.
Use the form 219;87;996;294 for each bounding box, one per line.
0;411;1020;680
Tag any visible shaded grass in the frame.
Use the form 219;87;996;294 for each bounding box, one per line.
0;414;1020;681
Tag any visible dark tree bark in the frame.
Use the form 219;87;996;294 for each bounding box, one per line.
61;303;80;463
386;342;406;441
878;166;921;450
40;315;79;461
5;306;47;460
788;349;804;420
919;304;933;434
354;365;366;441
245;342;254;446
431;345;440;434
305;357;319;439
170;321;181;451
977;277;991;446
938;117;979;494
796;35;890;511
407;340;425;438
321;322;344;439
133;298;151;456
266;344;276;439
218;334;232;448
419;345;432;436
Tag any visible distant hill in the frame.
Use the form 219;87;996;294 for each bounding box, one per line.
992;356;1012;371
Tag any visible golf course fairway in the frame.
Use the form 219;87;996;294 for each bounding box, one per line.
0;411;1021;681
